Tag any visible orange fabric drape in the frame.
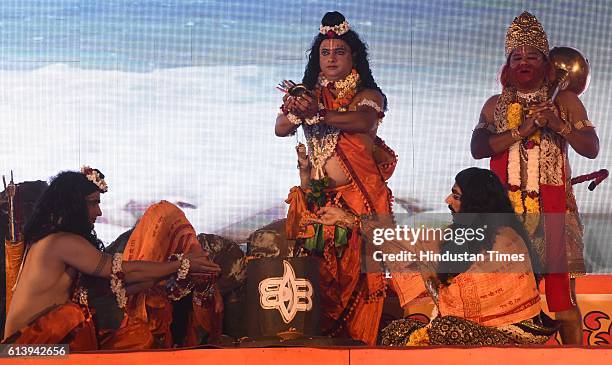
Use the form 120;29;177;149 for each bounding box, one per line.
103;200;221;349
4;302;98;351
285;186;315;240
438;228;541;326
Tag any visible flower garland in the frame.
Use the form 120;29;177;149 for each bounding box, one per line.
319;21;350;37
80;165;108;192
110;253;127;309
317;69;359;110
173;253;190;280
506;102;541;217
305;69;360;179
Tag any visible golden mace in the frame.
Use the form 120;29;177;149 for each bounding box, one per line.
549;46;590;101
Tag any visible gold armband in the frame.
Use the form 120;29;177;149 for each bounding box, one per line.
573;119;594;130
558;123;572;137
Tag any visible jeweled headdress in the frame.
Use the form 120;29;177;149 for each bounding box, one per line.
80;165;108;193
505;11;549;57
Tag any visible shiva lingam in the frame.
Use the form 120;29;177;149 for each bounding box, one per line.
549;46;590;102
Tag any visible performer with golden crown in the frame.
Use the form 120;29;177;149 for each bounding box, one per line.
471;11;599;344
275;11;421;345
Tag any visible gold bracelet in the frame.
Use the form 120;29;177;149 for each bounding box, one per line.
286;113;302;125
510;128;522;141
558;123;572;137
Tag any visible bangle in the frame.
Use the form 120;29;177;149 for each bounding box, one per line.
304;114;321;125
287;113;302;125
167;253;195;301
110;253;127;309
167;277;194;301
169;253;190;280
558;123;572;137
510;128;522;141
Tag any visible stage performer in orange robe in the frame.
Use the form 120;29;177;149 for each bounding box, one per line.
276;11;422;345
320;168;558;346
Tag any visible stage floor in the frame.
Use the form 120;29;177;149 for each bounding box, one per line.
0;346;611;365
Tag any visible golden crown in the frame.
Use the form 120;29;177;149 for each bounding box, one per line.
505;11;549;58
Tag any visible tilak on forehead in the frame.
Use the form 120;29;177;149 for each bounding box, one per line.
321;39;347;51
505;11;549;58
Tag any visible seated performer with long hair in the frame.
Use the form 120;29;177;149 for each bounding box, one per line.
276;11;421;345
3;168;221;350
316;168;557;345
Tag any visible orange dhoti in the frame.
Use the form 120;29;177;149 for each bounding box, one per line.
286;133;421;345
3;302;98;351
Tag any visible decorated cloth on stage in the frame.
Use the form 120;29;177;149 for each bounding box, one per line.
381;313;556;346
102;201;222;349
382;276;612;346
